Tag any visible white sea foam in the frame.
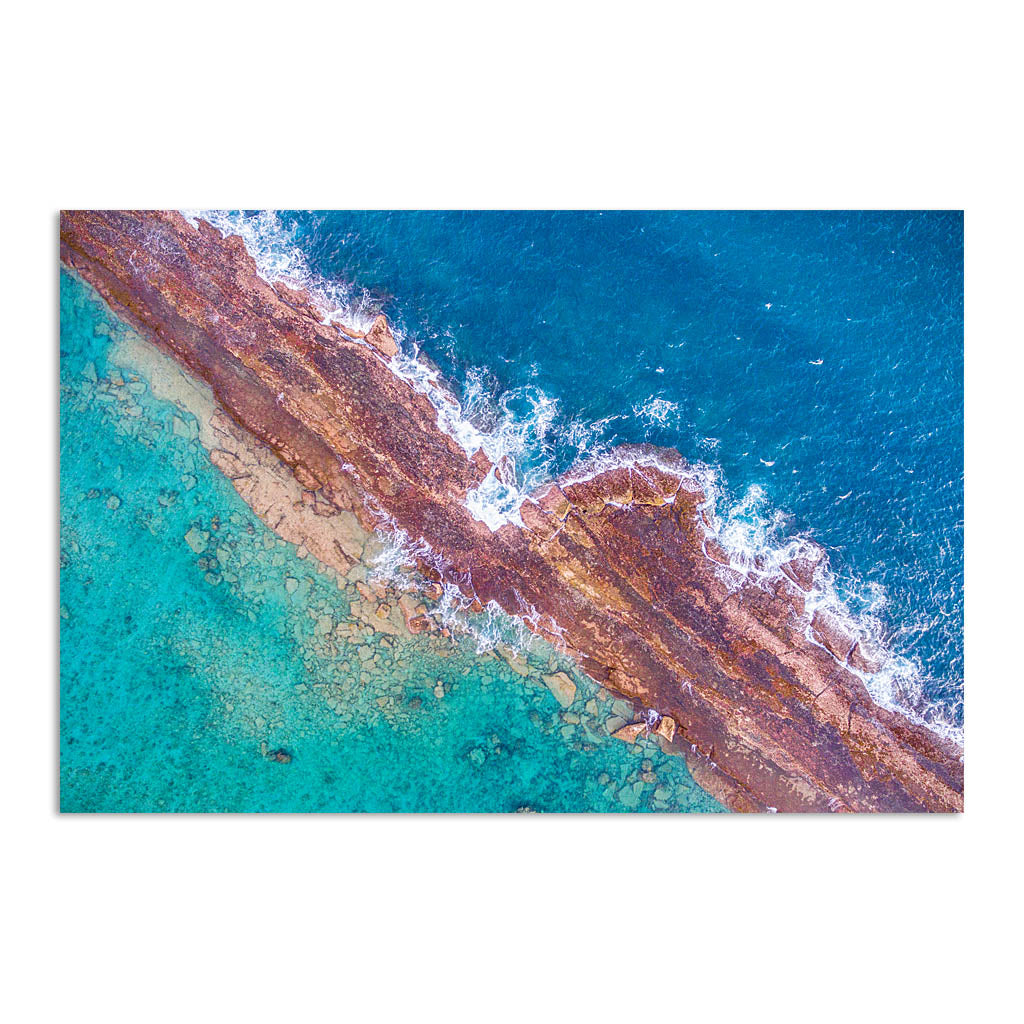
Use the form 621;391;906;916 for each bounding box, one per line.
367;519;543;656
366;520;434;587
180;209;382;335
183;209;962;748
692;469;962;745
387;358;565;529
633;395;682;428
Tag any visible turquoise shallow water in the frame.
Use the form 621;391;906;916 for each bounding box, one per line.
59;270;722;812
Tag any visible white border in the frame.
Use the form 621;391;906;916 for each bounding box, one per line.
6;2;1020;1020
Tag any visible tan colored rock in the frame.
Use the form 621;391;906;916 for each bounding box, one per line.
810;610;857;662
497;645;531;677
542;671;576;709
397;593;429;634
656;715;677;743
365;315;398;359
520;500;561;541
704;538;730;565
209;448;250;480
611;722;646;744
533;482;571;519
780;546;824;591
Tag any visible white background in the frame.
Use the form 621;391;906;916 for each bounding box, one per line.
4;1;1021;1021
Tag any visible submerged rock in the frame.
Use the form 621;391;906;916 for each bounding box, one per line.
542;671;576;709
184;525;208;554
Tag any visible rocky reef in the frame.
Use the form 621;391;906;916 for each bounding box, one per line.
60;210;964;812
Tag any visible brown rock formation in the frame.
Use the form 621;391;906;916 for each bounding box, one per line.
611;723;648;744
59;210;964;812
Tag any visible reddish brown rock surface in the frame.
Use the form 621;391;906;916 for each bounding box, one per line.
60;210;964;812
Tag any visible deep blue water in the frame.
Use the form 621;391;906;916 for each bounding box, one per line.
260;210;962;727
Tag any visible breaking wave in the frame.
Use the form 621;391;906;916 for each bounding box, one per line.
365;515;553;658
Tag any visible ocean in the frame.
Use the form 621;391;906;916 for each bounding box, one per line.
59;210;963;811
